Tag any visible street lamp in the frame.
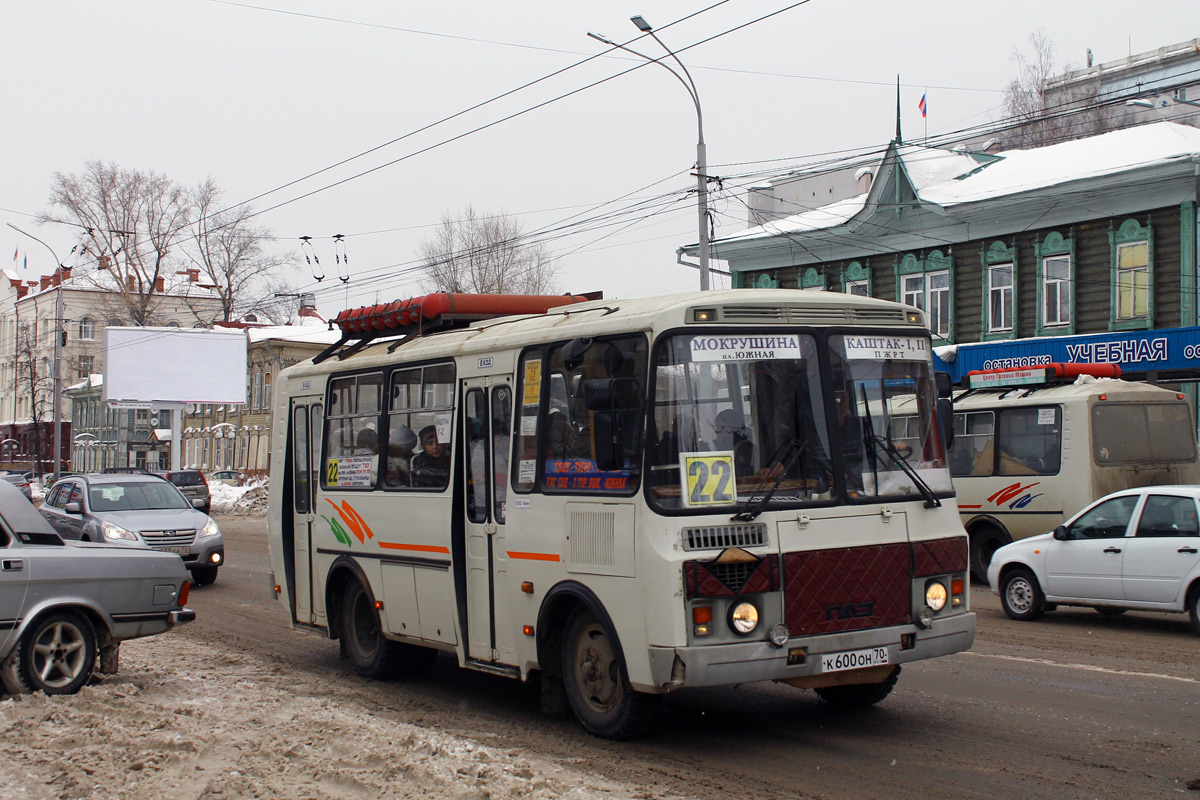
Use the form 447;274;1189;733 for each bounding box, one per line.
588;16;712;290
7;224;66;481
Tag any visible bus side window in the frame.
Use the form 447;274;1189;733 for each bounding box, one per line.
324;373;384;489
997;407;1060;476
950;411;995;477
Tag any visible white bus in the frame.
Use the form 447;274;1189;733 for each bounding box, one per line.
267;289;975;738
948;364;1200;580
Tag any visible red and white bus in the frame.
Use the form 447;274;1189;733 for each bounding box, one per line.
267;289;976;738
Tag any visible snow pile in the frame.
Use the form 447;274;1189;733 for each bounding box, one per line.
208;478;269;516
0;634;663;800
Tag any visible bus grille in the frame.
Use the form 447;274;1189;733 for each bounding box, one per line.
782;543;911;635
140;529;197;547
682;523;768;551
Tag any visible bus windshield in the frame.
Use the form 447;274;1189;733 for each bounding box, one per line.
647;330;952;512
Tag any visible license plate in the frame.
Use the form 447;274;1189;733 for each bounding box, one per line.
820;646;890;673
153;546;190;555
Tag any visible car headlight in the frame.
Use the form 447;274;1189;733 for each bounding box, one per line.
729;600;760;635
101;520;137;542
925;580;948;612
200;518;220;538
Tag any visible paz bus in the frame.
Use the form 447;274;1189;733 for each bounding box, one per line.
947;363;1200;580
267;289;976;738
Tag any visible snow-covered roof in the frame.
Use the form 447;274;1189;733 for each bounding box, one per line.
719;122;1200;244
247;324;341;346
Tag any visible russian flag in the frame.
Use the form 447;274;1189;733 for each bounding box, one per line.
918;93;927;118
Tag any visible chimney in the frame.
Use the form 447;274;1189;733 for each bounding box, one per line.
154;276;165;292
298;292;324;321
855;166;875;194
40;275;52;290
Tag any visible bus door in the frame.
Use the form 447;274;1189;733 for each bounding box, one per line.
288;396;323;624
460;378;516;664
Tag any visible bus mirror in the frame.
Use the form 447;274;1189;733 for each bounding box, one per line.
593;411;624;470
1053;525;1069;540
937;398;954;451
935;371;953;399
583;378;638;411
563;337;592;371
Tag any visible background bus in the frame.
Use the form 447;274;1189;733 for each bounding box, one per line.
268;290;975;738
947;364;1200;580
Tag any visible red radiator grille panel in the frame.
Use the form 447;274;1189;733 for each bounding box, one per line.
685;557;779;599
783;544;911;635
912;537;968;577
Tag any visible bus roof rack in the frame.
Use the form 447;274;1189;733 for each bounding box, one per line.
314;291;598;363
963;362;1121;390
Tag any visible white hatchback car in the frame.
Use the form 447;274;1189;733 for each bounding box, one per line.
988;485;1200;635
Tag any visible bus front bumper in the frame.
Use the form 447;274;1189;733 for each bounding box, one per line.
644;611;975;692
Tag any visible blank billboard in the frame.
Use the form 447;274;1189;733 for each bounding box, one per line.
103;327;247;404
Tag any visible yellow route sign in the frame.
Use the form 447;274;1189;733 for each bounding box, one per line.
681;451;736;507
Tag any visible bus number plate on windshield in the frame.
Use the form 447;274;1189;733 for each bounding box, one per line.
820;646;889;673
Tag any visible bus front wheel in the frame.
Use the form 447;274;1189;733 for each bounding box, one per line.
561;608;655;739
814;665;900;708
341;580;434;680
969;525;1010;583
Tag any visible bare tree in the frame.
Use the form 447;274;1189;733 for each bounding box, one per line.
15;323;53;476
419;206;559;294
1002;31;1109;148
187;179;296;323
44;161;198;326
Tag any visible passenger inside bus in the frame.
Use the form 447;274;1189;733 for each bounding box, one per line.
354;427;379;455
384;425;417;487
412;425;450;488
711;408;755;474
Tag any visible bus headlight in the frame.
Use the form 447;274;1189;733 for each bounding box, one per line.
925;580;948;612
729;601;759;635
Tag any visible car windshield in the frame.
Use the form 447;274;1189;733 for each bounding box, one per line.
89;482;190;511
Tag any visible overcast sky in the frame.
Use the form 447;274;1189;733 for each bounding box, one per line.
2;1;1196;319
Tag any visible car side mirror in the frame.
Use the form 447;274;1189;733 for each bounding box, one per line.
1052;525;1068;540
192;498;206;509
65;502;81;514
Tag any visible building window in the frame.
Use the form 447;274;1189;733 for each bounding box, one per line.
251;371;262;410
264;373;272;411
1042;255;1071;326
928;270;950;338
1116;241;1149;320
988;263;1014;332
842;260;871;296
78;317;95;340
902;274;924;310
77;355;94;380
166;321;181;328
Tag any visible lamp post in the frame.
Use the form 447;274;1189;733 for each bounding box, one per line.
7;224;66;481
589;15;711;290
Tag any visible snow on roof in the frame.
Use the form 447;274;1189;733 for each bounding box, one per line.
720;122;1200;243
246;324;341;346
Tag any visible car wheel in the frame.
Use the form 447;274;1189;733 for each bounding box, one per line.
1095;607;1127;617
969;524;1011;583
561;608;656;739
340;580;433;679
1188;586;1200;637
191;566;219;586
8;611;97;695
814;665;901;709
1000;567;1045;621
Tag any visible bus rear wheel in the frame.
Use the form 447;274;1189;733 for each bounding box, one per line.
561;608;655;739
341;580;434;680
969;525;1010;583
814;665;900;709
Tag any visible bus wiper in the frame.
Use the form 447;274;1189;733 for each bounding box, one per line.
731;439;807;522
864;433;941;509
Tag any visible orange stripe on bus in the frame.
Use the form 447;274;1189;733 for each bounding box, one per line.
378;542;451;553
507;551;561;562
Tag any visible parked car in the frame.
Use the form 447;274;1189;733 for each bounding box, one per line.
101;467;151;475
0;479;195;694
38;473;225;585
209;470;241;486
988;485;1200;635
1;472;32;501
161;470;211;514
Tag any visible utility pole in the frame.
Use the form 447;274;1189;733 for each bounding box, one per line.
8;224;66;481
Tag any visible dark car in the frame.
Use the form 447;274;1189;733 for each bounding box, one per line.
101;467;152;475
162;470;211;515
0;479;195;694
38;473;225;585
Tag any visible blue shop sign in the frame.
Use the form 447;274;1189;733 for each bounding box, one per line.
934;326;1200;383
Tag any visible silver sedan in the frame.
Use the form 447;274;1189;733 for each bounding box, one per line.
0;479;195;694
